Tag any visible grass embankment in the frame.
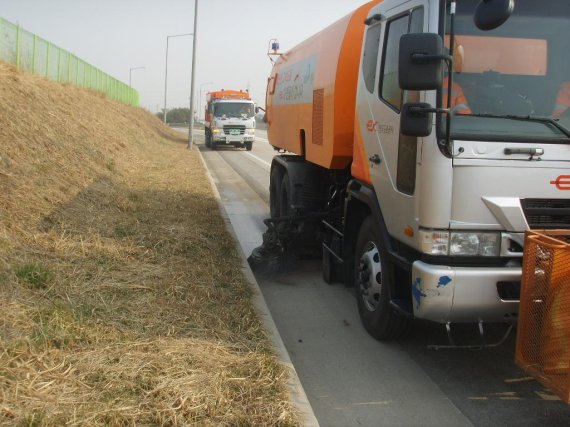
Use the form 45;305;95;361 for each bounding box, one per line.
0;62;297;426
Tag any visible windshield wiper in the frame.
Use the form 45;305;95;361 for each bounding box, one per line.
465;113;570;139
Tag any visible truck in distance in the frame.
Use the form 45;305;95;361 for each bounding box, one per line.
204;89;256;151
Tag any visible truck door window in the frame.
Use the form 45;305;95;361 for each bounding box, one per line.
409;6;423;33
362;23;382;93
403;7;424;106
379;14;409;111
397;7;424;195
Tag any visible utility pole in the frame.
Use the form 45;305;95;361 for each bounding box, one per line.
163;33;193;124
129;66;145;87
188;0;199;149
199;81;213;124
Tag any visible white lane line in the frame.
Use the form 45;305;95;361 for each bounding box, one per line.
245;152;271;168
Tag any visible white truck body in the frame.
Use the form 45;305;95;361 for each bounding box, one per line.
358;0;570;325
205;96;256;150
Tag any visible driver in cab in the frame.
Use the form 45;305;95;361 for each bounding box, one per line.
553;82;570;117
443;41;471;115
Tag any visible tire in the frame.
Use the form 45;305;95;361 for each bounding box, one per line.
269;167;282;219
245;141;253;151
280;174;292;217
354;215;412;340
211;140;217;151
205;130;211;148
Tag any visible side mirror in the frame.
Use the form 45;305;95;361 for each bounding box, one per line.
399;33;445;91
474;0;514;31
255;106;259;114
400;103;433;137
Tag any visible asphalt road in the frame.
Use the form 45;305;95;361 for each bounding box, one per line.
186;126;570;427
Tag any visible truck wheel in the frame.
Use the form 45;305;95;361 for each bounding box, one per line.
280;174;292;217
354;215;411;341
245;141;253;151
269;167;282;218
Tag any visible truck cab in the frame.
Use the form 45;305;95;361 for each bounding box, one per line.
355;0;570;329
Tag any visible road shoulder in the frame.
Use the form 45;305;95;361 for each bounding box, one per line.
197;146;320;427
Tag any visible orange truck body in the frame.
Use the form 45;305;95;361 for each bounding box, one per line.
207;89;251;102
266;0;382;171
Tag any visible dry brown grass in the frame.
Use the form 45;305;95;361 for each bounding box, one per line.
0;62;298;426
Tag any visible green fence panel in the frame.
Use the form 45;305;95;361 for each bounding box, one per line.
19;28;34;72
47;43;59;80
0;16;138;106
0;19;17;64
77;59;84;86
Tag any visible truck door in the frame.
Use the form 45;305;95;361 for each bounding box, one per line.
359;1;428;244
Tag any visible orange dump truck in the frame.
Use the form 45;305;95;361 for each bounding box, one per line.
252;0;570;343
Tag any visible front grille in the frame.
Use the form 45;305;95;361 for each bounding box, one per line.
521;198;570;229
223;125;245;135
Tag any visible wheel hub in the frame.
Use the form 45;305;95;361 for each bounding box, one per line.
358;242;382;311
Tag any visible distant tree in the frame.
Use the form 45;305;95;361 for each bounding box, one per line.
156;109;166;122
155;108;190;124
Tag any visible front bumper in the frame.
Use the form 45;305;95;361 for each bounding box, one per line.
411;261;521;324
212;133;254;145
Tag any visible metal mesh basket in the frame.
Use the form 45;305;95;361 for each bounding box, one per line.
516;230;570;404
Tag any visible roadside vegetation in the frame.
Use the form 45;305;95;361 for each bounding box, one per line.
0;62;297;426
156;107;191;124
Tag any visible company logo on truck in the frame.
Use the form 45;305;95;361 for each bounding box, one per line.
550;175;570;190
366;120;394;134
273;55;317;105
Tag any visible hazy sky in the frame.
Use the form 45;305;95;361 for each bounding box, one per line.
0;0;372;114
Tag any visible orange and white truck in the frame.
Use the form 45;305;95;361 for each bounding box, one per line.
253;0;570;342
204;89;256;151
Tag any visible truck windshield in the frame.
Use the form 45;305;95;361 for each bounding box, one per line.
214;102;254;118
440;0;570;141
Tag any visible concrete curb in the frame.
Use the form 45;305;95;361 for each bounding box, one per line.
195;146;320;427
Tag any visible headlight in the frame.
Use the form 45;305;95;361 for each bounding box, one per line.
246;128;255;135
419;230;500;256
213;128;220;134
450;232;500;256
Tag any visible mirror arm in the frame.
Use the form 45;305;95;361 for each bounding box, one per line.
409;106;450;115
411;53;452;63
409;105;453;155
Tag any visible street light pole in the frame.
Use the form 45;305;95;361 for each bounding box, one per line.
198;81;213;124
129;66;145;87
188;0;199;149
163;32;193;124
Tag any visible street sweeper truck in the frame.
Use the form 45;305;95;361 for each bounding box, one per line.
250;0;570;341
204;89;256;151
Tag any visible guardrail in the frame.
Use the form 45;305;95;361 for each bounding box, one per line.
0;16;139;106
